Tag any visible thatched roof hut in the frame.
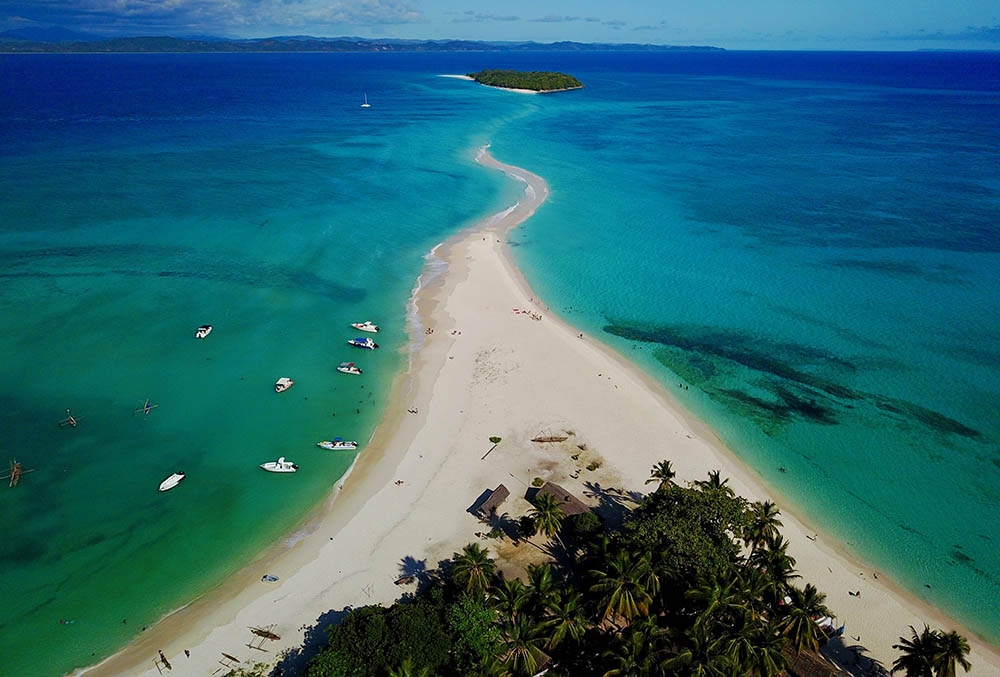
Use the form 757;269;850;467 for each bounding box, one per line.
782;648;850;677
475;484;510;519
536;481;590;516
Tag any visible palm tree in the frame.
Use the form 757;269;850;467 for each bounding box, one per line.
530;492;567;548
750;534;799;603
590;551;655;624
933;630;972;677
686;575;746;632
541;590;588;650
602;629;656;676
661;625;733;677
501;614;547;677
645;460;676;492
695;469;734;497
892;625;940;677
736;567;772;620
726;616;788;677
492;573;531;623
451;542;496;598
777;584;829;653
527;562;556;613
387;657;431;677
746;501;783;551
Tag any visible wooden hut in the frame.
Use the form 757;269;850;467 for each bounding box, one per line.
475;484;510;520
536;481;590;516
781;648;850;677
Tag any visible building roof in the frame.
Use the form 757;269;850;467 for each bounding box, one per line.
782;648;850;677
476;484;510;518
536;482;590;516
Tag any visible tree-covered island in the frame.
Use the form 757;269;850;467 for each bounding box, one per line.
466;70;583;92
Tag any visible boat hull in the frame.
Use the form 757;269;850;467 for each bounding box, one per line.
158;472;186;492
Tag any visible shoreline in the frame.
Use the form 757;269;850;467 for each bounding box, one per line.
81;148;1000;677
438;73;583;95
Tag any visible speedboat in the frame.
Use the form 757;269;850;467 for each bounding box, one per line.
195;324;212;339
337;362;362;375
351;321;380;333
318;438;358;450
158;472;186;492
260;457;298;473
275;377;294;393
348;337;379;350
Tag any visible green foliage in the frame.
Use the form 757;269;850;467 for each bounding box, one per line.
622;485;749;583
447;595;503;674
466;69;583;92
891;625;973;677
586;461;600;471
313;600;450;677
531;477;544;487
569;511;601;540
489;436;502;444
224;662;273;677
451;543;496;598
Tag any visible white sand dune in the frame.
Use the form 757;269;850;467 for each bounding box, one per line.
83;148;1000;676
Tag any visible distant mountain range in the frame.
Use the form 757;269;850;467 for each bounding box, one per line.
0;30;723;53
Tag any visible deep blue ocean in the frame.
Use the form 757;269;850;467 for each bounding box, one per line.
1;51;998;674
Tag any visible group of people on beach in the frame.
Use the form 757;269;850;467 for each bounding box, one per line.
512;308;542;321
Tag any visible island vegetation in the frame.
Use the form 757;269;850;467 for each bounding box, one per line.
227;462;971;676
466;70;583;92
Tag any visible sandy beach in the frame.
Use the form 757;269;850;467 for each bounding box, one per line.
83;148;1000;677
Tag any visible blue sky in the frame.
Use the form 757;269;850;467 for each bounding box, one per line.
1;0;998;49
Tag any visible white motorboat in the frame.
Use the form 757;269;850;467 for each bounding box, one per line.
275;377;294;393
158;472;186;492
348;337;379;350
260;456;298;473
351;321;380;333
195;324;212;339
336;362;362;375
318;438;358;450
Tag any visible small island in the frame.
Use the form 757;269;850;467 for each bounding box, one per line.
466;69;583;93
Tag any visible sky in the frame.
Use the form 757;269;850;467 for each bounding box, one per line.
0;0;998;49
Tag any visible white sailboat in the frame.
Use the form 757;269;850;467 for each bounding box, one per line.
361;93;371;108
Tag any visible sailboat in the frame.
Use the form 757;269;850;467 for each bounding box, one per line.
361;93;371;109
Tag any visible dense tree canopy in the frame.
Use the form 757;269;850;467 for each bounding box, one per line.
467;70;583;92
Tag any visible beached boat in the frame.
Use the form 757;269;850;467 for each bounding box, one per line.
348;337;379;350
194;324;212;339
275;377;294;393
158;472;186;492
361;93;371;108
260;457;298;473
351;321;380;333
318;438;358;450
337;362;362;375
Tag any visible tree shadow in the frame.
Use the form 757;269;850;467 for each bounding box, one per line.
272;607;352;676
488;511;522;543
582;481;634;529
821;636;886;676
398;555;427;578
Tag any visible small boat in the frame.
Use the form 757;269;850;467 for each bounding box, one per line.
275;377;294;393
318;438;358;450
351;321;380;333
361;93;371;108
195;324;212;339
158;472;186;492
348;337;379;350
260;457;298;473
531;435;568;443
337;362;362;375
261;574;279;583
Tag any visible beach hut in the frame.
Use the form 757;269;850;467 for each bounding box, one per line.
475;484;510;520
536;481;590;516
781;648;850;677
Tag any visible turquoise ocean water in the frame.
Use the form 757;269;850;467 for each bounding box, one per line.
1;52;998;673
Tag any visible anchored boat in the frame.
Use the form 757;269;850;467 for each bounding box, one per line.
158;472;186;492
351;321;380;333
318;438;358;450
275;377;294;393
195;325;212;339
337;362;362;375
348;337;379;350
260;457;298;473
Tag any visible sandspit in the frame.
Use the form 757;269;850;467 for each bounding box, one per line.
83;148;1000;676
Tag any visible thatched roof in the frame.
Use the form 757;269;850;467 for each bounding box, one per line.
475;484;510;519
536;482;590;516
782;648;850;677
